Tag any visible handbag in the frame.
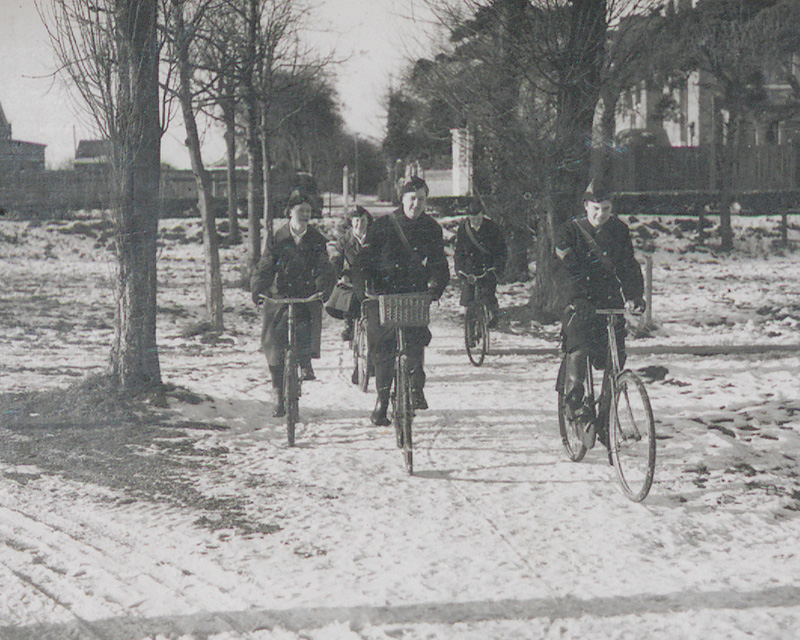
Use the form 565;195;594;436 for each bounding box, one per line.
324;280;354;319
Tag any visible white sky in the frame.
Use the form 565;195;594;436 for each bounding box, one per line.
0;0;439;170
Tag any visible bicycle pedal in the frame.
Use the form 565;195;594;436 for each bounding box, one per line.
581;422;597;450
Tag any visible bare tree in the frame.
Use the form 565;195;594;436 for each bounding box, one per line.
40;0;164;393
164;0;224;330
668;0;800;251
408;0;661;316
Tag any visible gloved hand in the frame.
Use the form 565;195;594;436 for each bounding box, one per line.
571;297;593;318
629;297;646;315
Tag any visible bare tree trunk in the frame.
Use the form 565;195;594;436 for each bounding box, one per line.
530;0;607;319
718;112;738;252
244;0;263;270
222;98;241;245
261;120;274;249
112;0;162;392
171;0;223;331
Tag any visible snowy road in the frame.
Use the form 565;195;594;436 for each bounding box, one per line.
2;215;800;639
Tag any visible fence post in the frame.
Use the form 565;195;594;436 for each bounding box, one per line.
781;210;788;247
342;165;349;215
644;255;653;328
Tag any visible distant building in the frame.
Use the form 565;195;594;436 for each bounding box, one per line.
74;139;112;170
0;101;46;176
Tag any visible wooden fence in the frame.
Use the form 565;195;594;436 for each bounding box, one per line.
613;144;800;193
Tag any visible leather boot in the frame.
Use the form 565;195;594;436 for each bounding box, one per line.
269;365;285;417
565;349;596;448
371;387;390;426
564;349;587;415
409;356;428;410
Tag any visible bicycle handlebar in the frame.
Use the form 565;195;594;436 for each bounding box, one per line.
457;269;495;283
262;292;324;305
597;307;644;317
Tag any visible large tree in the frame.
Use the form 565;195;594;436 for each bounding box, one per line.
41;0;164;393
402;0;662;313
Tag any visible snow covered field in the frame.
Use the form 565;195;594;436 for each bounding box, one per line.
1;205;799;639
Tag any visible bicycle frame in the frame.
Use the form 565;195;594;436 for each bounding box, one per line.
262;292;323;445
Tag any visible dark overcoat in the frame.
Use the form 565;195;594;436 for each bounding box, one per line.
454;217;508;307
357;209;449;298
554;215;643;309
330;229;369;304
355;209;450;367
555;215;644;364
453;217;507;277
251;223;334;365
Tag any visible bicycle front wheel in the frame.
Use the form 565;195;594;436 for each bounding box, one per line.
393;355;414;474
465;304;488;367
354;317;370;392
610;371;656;502
284;350;300;447
556;357;587;462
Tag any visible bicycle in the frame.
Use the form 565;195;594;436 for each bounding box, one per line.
458;269;494;367
263;292;323;447
556;308;656;502
371;291;432;475
352;299;372;392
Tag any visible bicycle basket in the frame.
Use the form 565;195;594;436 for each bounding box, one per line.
379;293;431;327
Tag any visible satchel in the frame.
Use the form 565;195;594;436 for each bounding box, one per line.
324;280;354;319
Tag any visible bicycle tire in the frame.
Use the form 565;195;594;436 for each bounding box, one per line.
284;350;299;447
465;304;488;367
354;317;370;392
610;371;656;502
394;355;414;474
556;356;587;462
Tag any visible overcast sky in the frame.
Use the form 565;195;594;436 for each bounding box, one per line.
0;0;438;170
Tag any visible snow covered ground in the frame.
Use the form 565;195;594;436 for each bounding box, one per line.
1;203;800;639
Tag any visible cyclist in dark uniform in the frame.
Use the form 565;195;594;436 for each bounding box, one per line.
251;193;334;416
454;198;507;327
555;181;645;448
356;177;450;426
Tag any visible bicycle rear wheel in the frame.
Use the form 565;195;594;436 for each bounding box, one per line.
283;350;300;447
465;304;488;367
556;357;587;462
353;317;370;392
393;355;414;474
610;371;656;502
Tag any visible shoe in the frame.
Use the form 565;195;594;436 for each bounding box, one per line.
411;387;428;411
300;364;316;381
572;405;596;449
351;366;359;385
567;404;597;449
598;424;610;449
273;396;285;418
370;395;390;426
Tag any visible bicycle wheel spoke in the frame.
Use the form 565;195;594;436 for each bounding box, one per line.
611;372;656;502
557;357;586;462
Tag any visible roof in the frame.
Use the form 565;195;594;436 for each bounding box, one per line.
75;139;112;161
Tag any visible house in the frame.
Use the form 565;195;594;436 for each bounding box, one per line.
615;1;800;149
74;139;112;170
0;101;46;177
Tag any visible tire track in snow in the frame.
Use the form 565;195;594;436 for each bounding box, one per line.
0;493;264;639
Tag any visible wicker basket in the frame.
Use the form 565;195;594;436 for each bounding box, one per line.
378;293;431;327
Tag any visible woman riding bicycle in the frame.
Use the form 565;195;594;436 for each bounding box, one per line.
554;180;645;449
355;177;450;426
251;192;334;417
454;198;508;327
